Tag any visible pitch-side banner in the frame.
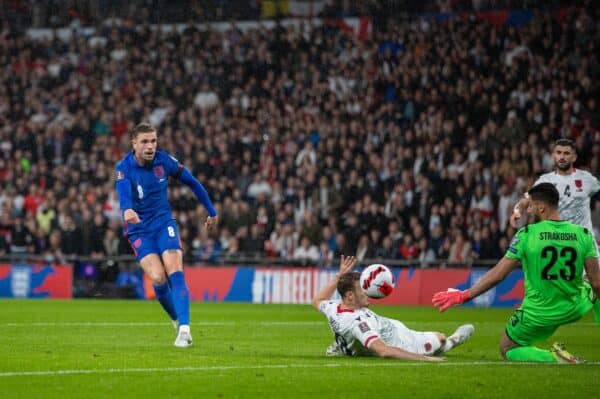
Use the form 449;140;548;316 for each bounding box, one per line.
0;264;72;298
178;267;524;307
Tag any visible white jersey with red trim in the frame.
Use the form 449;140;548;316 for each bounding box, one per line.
318;300;440;356
535;169;600;232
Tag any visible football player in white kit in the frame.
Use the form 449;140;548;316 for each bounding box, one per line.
312;255;474;360
511;139;600;233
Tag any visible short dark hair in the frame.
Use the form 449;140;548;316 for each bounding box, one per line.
528;183;559;209
131;122;156;139
337;272;360;298
554;138;576;151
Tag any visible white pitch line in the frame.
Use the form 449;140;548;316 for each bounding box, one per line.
1;361;599;378
0;321;324;327
1;321;598;327
0;321;485;327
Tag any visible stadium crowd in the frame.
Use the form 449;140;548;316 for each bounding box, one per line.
0;2;598;270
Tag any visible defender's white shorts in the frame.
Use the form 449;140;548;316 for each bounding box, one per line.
387;320;442;355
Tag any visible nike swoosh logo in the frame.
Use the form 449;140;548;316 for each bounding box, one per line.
159;178;166;182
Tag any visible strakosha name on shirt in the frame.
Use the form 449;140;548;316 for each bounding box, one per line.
539;232;578;241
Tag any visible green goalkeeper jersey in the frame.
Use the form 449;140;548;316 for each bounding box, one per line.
505;220;597;323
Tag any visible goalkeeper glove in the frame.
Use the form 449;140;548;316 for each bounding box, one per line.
432;289;472;312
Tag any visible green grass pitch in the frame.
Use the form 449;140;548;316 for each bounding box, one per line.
0;299;598;398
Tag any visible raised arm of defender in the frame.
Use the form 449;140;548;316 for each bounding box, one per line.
311;255;356;310
509;194;530;228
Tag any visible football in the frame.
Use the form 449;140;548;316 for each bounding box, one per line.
360;264;395;298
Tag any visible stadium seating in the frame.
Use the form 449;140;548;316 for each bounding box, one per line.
0;2;598;279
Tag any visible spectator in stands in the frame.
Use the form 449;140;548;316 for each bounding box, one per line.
0;231;8;255
418;238;436;267
0;3;597;271
240;224;264;256
44;230;66;264
10;217;33;256
312;175;341;221
448;231;473;265
317;242;335;268
102;228;120;258
399;234;419;260
355;234;373;263
293;236;319;265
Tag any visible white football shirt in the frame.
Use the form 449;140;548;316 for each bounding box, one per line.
319;300;440;356
535;169;600;232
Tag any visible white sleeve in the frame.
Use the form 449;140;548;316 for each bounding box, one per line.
318;300;337;316
586;173;600;196
533;174;548;186
350;319;380;349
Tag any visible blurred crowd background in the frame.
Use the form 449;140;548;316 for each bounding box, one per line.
0;0;598;286
2;1;576;28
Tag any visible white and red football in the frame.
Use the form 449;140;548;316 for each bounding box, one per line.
360;264;395;298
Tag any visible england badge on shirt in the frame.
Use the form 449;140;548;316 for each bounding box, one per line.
153;165;165;179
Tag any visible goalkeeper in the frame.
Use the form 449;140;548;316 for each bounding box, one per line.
433;183;600;363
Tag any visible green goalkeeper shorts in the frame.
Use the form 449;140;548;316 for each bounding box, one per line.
505;309;559;346
506;283;595;346
505;304;589;346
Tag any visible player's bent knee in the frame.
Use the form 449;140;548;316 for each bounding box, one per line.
139;255;168;285
499;331;517;359
499;341;513;359
499;345;508;359
162;249;183;274
147;270;167;285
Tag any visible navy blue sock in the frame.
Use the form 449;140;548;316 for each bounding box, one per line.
153;281;178;321
169;271;190;326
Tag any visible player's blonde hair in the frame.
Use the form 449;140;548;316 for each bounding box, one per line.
131;122;156;139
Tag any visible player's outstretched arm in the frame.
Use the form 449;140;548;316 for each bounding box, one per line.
177;166;218;218
311;255;356;310
432;289;472;312
115;168;140;224
584;257;600;299
204;215;219;230
370;339;445;362
433;257;518;312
